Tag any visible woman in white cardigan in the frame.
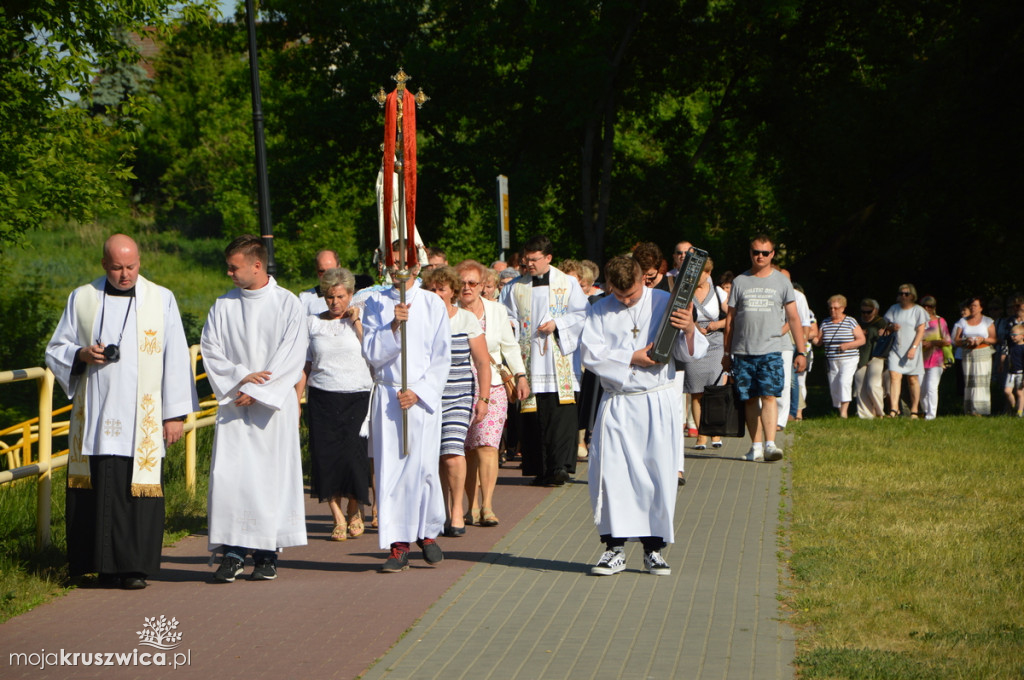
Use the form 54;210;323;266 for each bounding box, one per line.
456;260;530;526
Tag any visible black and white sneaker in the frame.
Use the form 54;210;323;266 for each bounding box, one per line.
214;555;244;583
250;558;278;581
643;551;671;576
591;548;626;576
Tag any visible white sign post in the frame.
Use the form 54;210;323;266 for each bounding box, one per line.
496;174;510;260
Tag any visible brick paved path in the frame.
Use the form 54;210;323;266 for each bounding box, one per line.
0;436;795;679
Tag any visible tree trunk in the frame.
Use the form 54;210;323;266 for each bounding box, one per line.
579;1;646;264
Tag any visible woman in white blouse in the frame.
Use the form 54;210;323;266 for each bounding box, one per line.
952;296;997;415
456;260;530;527
299;268;373;541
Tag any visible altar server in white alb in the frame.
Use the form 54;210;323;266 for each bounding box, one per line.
361;262;452;572
581;255;708;577
46;234;198;590
201;235;309;583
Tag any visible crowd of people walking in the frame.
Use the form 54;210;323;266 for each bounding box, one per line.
43;231;1022;589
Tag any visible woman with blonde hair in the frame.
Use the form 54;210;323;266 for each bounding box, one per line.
421;266;491;535
456;260;529;526
883;283;929;417
300;267;373;540
481;268;500;301
814;294;865;418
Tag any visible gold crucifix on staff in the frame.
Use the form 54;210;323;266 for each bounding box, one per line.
373;68;429;457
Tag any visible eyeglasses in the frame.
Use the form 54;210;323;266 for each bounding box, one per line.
860;309;874;314
461;280;480;288
524;255;546;264
898;291;913;296
750;249;772;257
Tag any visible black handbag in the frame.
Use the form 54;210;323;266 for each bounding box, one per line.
870;331;896;359
698;371;746;438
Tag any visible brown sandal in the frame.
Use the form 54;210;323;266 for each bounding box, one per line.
480;508;500;527
347;514;365;538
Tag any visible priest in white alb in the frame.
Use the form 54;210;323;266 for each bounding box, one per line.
46;234;198;590
200;235;309;583
361;261;452;572
500;234;588;486
581;255;708;577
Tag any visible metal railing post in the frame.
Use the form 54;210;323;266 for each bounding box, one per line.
36;369;55;549
185;345;200;497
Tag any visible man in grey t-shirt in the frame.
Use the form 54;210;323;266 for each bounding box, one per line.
722;234;807;462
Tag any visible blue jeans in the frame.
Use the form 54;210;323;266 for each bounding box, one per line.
224;546;277;564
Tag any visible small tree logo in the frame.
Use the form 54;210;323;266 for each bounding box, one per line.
136;615;183;650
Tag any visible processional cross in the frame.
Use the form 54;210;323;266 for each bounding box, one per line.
373;68;429;457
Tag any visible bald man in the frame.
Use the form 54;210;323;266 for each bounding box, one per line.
299;250;341;315
46;234;198;589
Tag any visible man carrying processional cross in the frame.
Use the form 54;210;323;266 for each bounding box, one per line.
362;69;451;572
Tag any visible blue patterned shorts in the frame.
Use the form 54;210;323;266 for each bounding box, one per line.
733;353;784;401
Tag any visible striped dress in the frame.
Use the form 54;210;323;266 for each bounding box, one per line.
441;308;483;457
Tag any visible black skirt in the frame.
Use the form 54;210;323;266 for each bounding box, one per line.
306;386;371;505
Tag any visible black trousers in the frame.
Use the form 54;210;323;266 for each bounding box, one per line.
520;392;578;478
601;534;667;553
66;455;164;578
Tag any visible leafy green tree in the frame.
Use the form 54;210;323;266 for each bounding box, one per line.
133;22;258;238
0;0;216;252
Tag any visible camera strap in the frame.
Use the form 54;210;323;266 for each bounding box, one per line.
97;290;134;347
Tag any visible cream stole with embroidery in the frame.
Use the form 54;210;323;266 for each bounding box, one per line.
68;276;165;497
512;266;576;412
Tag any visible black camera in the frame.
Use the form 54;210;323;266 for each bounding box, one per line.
102;344;121;363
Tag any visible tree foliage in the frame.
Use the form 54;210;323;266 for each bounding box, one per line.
0;0;217;252
13;0;1020;309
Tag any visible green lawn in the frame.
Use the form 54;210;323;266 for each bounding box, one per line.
786;416;1024;679
0;428;214;623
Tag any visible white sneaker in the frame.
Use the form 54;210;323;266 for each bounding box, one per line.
764;443;784;461
742;448;764;462
643;551;671;576
591;548;626;576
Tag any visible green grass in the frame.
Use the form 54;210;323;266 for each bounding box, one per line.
0;428;214;623
0;420;313;624
786;416;1024;679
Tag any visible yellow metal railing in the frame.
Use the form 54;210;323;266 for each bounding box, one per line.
0;345;214;549
0;366;56;550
